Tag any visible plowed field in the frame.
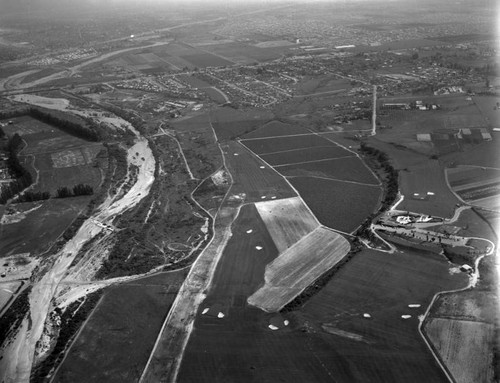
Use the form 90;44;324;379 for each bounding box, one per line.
254;197;318;252
248;227;350;312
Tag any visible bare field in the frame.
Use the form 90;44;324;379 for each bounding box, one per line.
0;197;90;257
255;197;319;252
53;271;188;383
280;156;379;185
34;153;103;194
242;133;335;155
179;204;346;382
301;247;468;382
399;160;459;218
474;96;500;128
425;318;494;383
431;290;497;324
248;227;350;312
261;145;352;166
223;141;295;202
209;107;273;141
241;120;310;139
289;177;381;233
447;166;500;188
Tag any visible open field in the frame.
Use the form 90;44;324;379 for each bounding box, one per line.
0;281;22;313
430;290;497;323
181;53;233;68
474;96;500;129
254;196;319;252
398;160;459;218
0;197;90;257
447;166;500;188
301;247;469;382
242;134;335;155
1;116;58;136
446;139;500;169
425;318;494;383
223;141;295;203
181;244;468;382
280;156;379;185
241;120;310;139
52;270;188;383
248;227;350;312
200;41;286;63
260;145;352;166
296;76;352;96
289;177;381;233
179;204;349;382
208;107;273;141
33;152;103;194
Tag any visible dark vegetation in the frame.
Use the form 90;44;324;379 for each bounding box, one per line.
31;291;103;383
0;108;100;142
28;108;99;142
0;133;33;203
355;142;399;241
0;287;31;348
56;184;94;198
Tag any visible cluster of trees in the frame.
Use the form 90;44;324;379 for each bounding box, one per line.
0;134;33;204
17;190;50;203
56;184;94;198
28;108;99;142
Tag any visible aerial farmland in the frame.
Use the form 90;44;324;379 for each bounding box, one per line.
0;0;498;382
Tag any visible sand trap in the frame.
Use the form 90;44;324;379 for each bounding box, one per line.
246;229;253;234
202;308;209;315
284;320;289;326
268;325;279;330
255;246;263;250
401;315;412;319
217;312;225;318
408;304;421;308
363;313;371;318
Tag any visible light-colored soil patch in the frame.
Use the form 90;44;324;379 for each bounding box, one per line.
248;227;350;312
51;149;86;168
425;318;494;383
10;94;69;109
0;281;22;310
0;254;38;282
255;196;319;252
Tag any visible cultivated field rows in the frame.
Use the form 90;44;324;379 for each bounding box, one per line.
248;226;350;312
254;196;319;252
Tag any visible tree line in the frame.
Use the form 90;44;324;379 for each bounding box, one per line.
28;108;99;141
355;142;399;241
0;107;100;142
0;134;33;204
